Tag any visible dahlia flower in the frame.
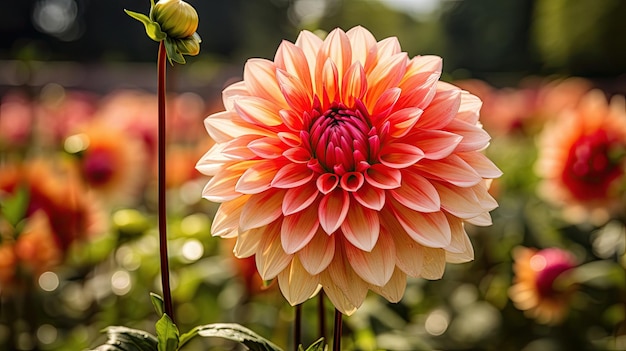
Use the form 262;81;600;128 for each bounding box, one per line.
535;90;626;224
196;26;501;315
508;247;578;325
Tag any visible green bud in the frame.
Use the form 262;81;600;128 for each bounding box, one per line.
151;0;199;39
175;32;201;56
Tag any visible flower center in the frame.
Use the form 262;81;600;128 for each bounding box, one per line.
533;256;574;298
83;149;116;186
306;102;377;176
562;129;624;200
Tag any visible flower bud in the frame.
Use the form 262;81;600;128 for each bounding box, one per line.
151;0;198;39
175;32;201;56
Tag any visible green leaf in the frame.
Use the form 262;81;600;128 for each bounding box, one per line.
124;9;166;42
302;338;326;351
156;314;179;351
164;38;186;65
88;326;157;351
0;184;29;228
150;292;165;317
179;323;283;351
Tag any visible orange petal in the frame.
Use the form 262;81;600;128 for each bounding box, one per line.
387;224;424;277
319;28;352;84
283;181;319;215
389;170;440;212
365;53;407;111
222;81;249;111
346;26;377;67
340;203;380;252
416;155;482;187
341;62;367;108
298;229;335;275
236;161;284;194
255;221;293;280
319;189;350;234
364;163;401;189
352;181;386;211
415;87;461;130
243;58;284;105
271;162;314;188
385;107;423;138
344;229;394;286
379;143;424;169
234;96;283;127
444;119;491;152
370;88;401;125
202;162;249;202
409;130;462;160
234;226;263;258
322;246;367;314
278;256;320;306
390;200;451;248
276;69;313;114
239;190;285;231
294;30;323;83
275;40;313;94
397;71;439;111
457;152;503;179
204;111;272;143
248;137;286;159
281;204;320;254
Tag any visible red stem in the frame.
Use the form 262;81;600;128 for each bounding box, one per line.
294;304;302;351
157;40;174;321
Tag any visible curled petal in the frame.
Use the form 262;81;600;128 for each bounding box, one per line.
344;229;395;286
240;190;285;231
255;221;293;280
340;172;365;192
283;146;311;163
275;40;313;94
282;204;320;254
299;229;335;275
341;204;380;252
319;189;350;234
385;107;423;138
278;257;320;306
444;214;474;263
317;173;339;194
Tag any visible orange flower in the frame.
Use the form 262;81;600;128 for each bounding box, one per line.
65;122;147;205
509;247;578;325
14;211;63;277
197;27;501;314
0;159;105;252
535;90;626;224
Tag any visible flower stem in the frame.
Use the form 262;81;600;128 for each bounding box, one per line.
332;309;342;351
294;304;302;351
318;292;326;341
157;40;174;322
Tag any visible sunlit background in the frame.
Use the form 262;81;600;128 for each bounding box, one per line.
3;0;626;350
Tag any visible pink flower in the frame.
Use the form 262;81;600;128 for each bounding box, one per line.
535;90;626;224
509;247;578;325
197;26;501;314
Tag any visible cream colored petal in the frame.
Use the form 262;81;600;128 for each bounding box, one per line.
278;256;320;306
294;29;323;84
204;111;273;143
346;26;377;67
420;247;446;279
465;212;493;226
234;96;283;127
443;215;474;263
389;170;440;213
324;245;368;310
196;143;230;176
415;155;482;187
457;151;502;179
298;229;336;275
255;221;293;280
344;229;395;286
275;40;313;95
222;80;249;111
211;195;250;238
234;226;263;258
243;58;284;106
235;160;283;194
369;268;407;303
